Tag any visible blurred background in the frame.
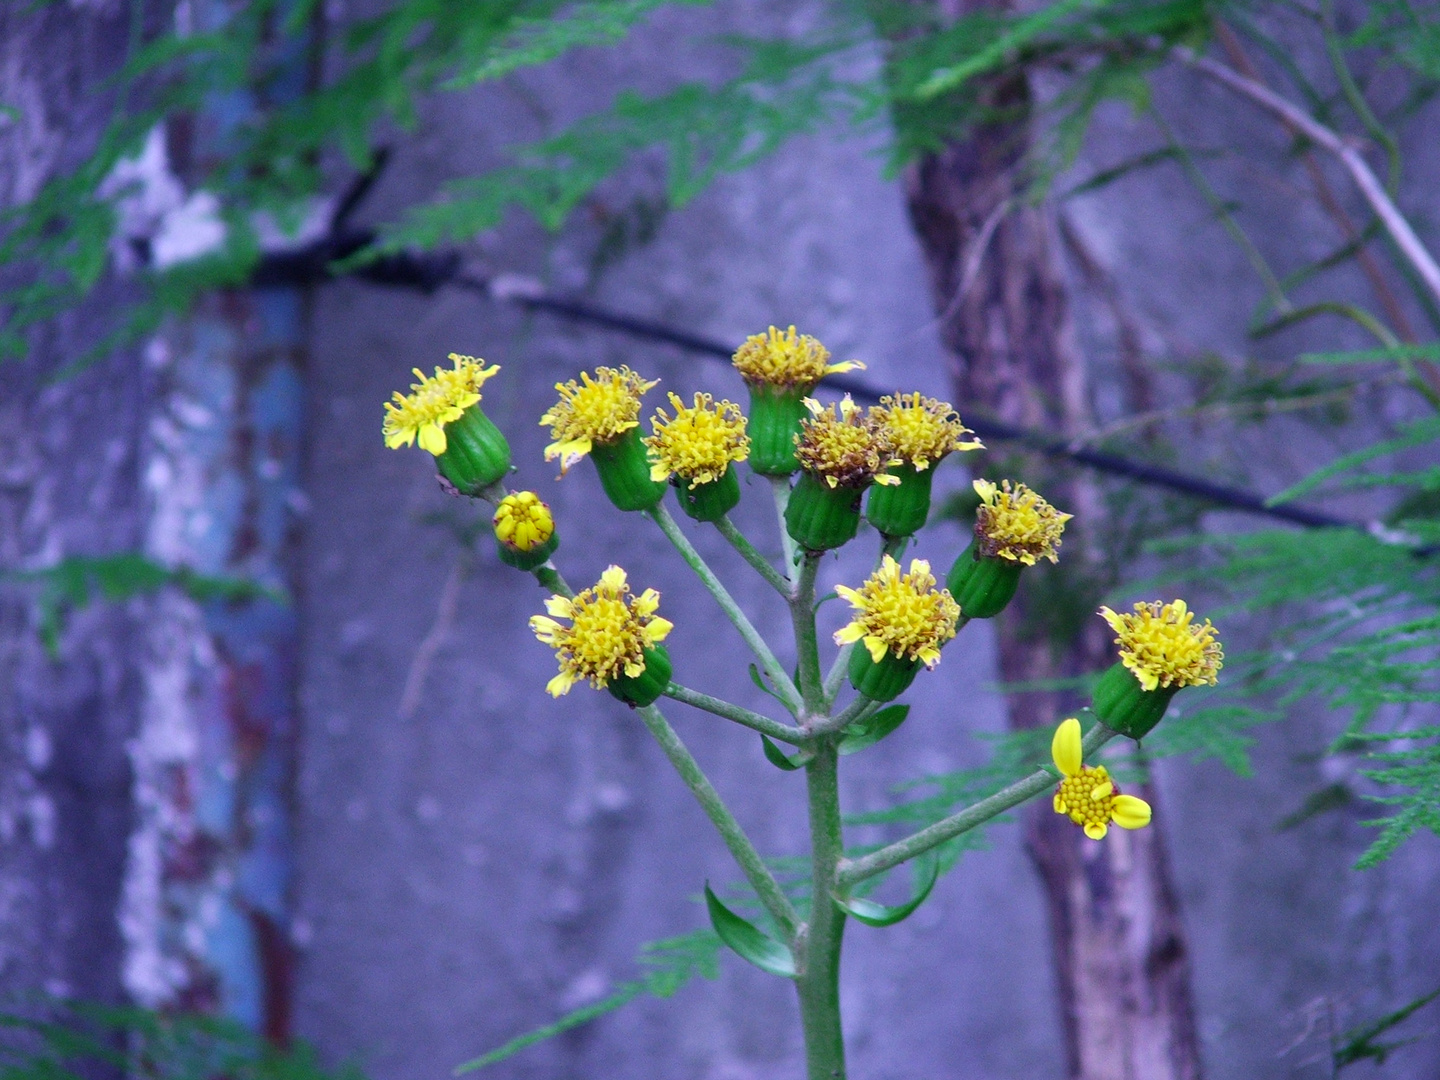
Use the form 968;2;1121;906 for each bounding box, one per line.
2;2;1438;1079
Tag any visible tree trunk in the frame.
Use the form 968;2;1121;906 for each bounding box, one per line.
899;26;1204;1080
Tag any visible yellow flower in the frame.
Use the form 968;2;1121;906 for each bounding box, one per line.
382;353;500;456
794;395;902;489
1050;717;1152;840
644;392;750;484
1099;600;1223;692
973;479;1072;565
540;366;659;474
529;566;673;697
493;492;555;553
731;325;864;389
834;556;960;667
869;393;983;471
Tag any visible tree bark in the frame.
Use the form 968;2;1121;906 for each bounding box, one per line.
898;16;1203;1080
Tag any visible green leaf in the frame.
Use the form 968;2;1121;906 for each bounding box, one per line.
838;704;910;755
916;0;1110;98
1333;986;1440;1069
704;883;795;978
834;850;939;927
761;734;811;770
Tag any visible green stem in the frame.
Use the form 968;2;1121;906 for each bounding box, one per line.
837;724;1118;888
715;515;792;597
648;504;803;713
532;563;575;599
770;476;800;586
798;738;847;1080
792;553;824;713
635;703;800;938
664;682;809;745
821;643;854;706
808;694;878;738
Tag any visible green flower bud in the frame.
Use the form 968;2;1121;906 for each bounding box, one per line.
1091;662;1178;740
865;464;935;538
436;405;512;496
945;540;1022;619
676;466;742;522
745;384;809;476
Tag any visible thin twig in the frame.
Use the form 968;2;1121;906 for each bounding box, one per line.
664;681;809;745
398;555;467;719
715;515;792;597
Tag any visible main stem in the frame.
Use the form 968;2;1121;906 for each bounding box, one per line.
799;737;847;1080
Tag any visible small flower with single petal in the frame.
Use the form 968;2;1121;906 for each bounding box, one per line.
834;556;960;668
1050;717;1152;840
1099;599;1223;692
529;566;673;697
644;392;750;484
383;353;499;456
973;479;1071;565
540;366;659;474
731;325;863;390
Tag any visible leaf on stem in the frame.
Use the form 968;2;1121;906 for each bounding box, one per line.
760;734;813;770
704;883;796;978
833;850;939;927
838;704;910;755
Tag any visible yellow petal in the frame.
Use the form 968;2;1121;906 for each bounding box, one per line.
546;672;575;697
1111;794;1152;830
833;622;865;646
874;472;902;486
1090;780;1113;801
649;463;671;482
418;423;448;456
1084;821;1109;841
543;596;573;618
645;617;674;643
824;359;866;374
863;635;887;663
599;565;628;592
1051;717;1083;777
1053;793;1065;814
633;588;660;615
972;478;997;505
834;584;864;607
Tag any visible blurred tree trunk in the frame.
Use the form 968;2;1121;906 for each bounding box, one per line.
897;6;1203;1078
0;3;147;1007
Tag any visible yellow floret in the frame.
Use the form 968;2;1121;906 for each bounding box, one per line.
529;566;673;697
834;556;960;667
540;366;659;474
869;393;983;471
1099;600;1223;692
382;353;500;456
794;395;902;489
973;478;1072;565
731;325;864;389
644;392;750;484
493;492;555;553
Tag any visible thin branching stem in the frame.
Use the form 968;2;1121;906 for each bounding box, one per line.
715;515;792;597
822;643;854;706
837;724;1119;887
649;504;803;713
792;553;825;713
664;681;809;745
636;703;800;938
770;476;800;587
808;694;879;738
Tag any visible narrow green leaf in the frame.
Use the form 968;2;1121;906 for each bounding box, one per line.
704;883;795;978
834;850;939;927
838;704;910;755
761;734;811;770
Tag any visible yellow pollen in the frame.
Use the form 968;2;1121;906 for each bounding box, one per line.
540;366;659;473
644;392;750;484
731;325;864;389
529;566;673;697
973;478;1072;565
794;395;902;489
834;556;960;667
869;393;983;471
1099;599;1223;692
382;353;500;456
493;491;555;553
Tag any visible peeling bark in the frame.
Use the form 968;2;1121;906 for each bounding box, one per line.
897;10;1203;1078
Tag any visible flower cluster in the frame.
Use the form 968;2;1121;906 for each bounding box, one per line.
529;566;672;697
731;325;863;388
869;393;982;471
645;392;750;484
794;396;901;489
1050;718;1152;840
382;354;499;455
973;479;1071;564
835;557;960;667
1099;600;1223;692
541;366;658;473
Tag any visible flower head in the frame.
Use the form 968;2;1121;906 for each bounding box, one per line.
1050;717;1152;840
869;393;983;471
1099;600;1223;692
731;325;864;389
794;395;902;489
644;392;750;484
834;556;960;667
540;366;659;474
973;479;1071;564
383;353;500;455
493;492;555;553
529;566;673;697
